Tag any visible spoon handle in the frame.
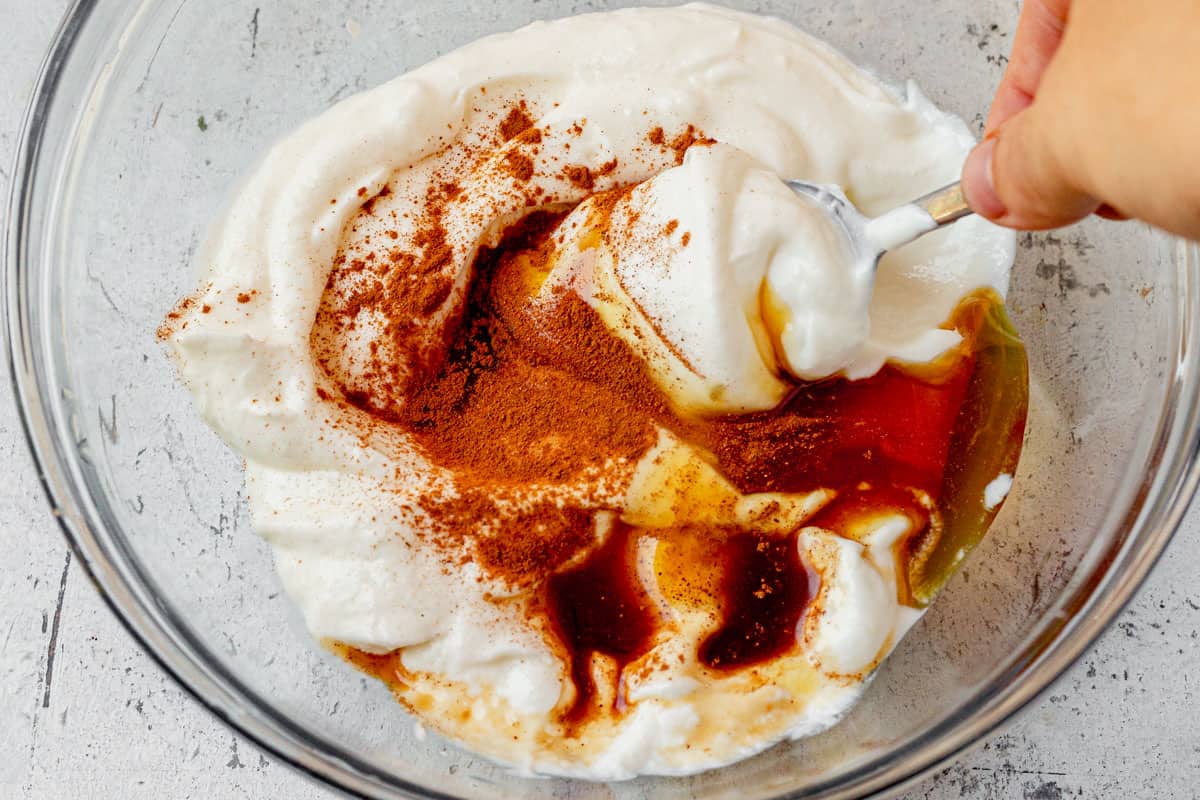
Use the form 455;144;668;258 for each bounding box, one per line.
914;182;972;227
864;182;975;254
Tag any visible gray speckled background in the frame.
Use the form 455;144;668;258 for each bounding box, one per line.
2;2;1198;798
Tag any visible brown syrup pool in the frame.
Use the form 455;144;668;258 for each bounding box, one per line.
325;190;1030;729
694;530;816;671
542;522;656;725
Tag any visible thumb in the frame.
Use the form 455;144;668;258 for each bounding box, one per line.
961;105;1099;230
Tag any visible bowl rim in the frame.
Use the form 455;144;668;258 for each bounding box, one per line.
7;2;1200;798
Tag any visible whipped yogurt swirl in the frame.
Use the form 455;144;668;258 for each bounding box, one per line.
161;3;1015;779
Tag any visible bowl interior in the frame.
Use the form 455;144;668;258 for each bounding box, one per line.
13;0;1195;798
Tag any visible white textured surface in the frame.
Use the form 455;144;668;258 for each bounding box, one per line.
2;2;1199;798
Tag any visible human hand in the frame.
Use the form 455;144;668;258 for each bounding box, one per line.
960;0;1200;240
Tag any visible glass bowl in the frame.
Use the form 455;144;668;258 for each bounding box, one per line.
7;1;1200;798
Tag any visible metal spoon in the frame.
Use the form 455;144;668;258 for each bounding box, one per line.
785;180;973;260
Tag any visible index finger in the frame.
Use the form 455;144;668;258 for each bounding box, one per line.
984;0;1072;135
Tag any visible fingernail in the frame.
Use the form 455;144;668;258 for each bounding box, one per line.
963;138;1006;219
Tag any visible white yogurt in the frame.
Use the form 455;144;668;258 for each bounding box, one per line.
161;3;1016;779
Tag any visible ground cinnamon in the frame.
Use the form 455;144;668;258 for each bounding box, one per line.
562;165;595;192
499;100;536;141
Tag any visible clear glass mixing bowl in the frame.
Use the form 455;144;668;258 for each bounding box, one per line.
7;1;1200;797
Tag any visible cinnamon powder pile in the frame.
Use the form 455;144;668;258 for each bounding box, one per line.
391;209;665;489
